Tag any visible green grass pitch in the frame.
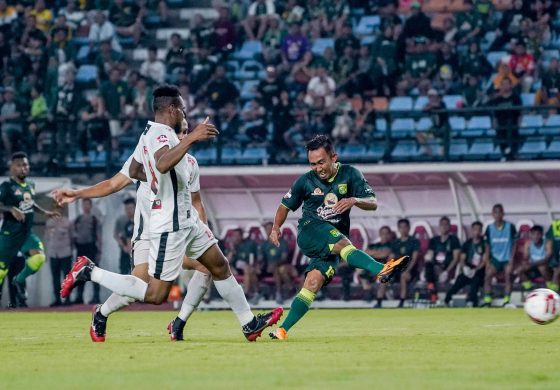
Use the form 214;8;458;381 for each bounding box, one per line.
1;309;559;389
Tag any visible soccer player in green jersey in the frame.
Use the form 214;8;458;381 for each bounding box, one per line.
268;135;409;340
0;152;60;306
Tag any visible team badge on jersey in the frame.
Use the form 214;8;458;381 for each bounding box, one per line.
337;184;347;195
312;188;324;196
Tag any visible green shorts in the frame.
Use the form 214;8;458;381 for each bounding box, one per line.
490;258;509;272
0;230;44;270
305;255;340;286
297;219;346;260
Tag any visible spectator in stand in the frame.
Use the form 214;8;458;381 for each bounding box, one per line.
392;218;421;308
243;0;277;41
190;13;214;50
463;74;485;108
280;0;305;25
402;36;437;92
89;11;121;53
483;204;518;307
189;47;217;91
487;77;522;160
240;98;267;144
49;14;73;42
0;87;22;157
73;198;102;304
79;94;110;157
460;41;492;82
131;76;152;118
535;58;560;109
225;228;261;304
140;45;165;84
28;85;48;153
424;217;461;303
489;0;526;51
334;22;359;58
417;89;449;156
281;22;309;65
454;1;483;44
109;0;143;44
52;69;81;164
257;65;285;110
99;67;128;152
370;23;398;96
46;202;73;307
0;31;9;74
334;46;357;84
47;26;75;66
366;226;394;306
270;90;293;158
202;64;239;111
58;0;86;32
509;41;535;92
444;221;488;307
260;222;295;304
189;95;215;126
29;0;53;34
218;101;242;144
289;50;314;93
262;15;285;60
96;40;123;81
514;225;553;292
142;0;169;24
165;32;187;79
114;198;135;276
488;62;519;96
214;5;236;57
0;0;17;38
546;219;560;291
402;1;433;41
305;65;335;108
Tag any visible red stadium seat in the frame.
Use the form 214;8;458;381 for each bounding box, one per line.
411;221;433;255
245;222;267;244
349;224;369;250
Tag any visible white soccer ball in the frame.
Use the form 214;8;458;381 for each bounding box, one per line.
524;288;560;325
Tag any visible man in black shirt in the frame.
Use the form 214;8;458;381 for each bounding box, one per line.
487;77;522;160
367;226;394;306
445;221;488;307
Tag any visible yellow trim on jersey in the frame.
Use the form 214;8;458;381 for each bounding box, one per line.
327;162;341;183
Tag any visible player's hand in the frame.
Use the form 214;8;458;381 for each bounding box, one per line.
187;117;219;143
269;225;282;247
10;207;25;222
332;197;357;215
47;211;62;220
52;188;78;205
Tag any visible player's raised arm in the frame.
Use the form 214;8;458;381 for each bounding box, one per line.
53;173;132;205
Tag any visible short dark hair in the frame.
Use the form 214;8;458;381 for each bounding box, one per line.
398;218;410;227
11;152;28;161
148;45;158;52
380;225;391;234
124;197;136;206
492;203;504;212
152;84;181;113
306;134;335;155
82;198;92;204
531;225;544;234
471;221;483;229
440;216;450;224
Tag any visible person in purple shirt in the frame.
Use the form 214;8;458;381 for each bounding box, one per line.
281;22;309;64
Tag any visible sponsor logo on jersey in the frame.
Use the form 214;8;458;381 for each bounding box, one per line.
316;193;339;221
14;189;22;196
152;199;162;209
337;184;347;195
312;188;324;196
157;134;168;144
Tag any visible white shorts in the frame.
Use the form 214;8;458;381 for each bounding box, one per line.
131;239;150;266
149;219;218;282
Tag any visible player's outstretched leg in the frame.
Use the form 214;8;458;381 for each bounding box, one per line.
13;251;46;307
168;270;212;341
195;245;283;341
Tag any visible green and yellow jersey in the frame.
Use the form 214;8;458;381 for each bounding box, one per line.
0;178;36;235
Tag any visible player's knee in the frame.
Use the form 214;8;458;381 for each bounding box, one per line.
304;270;324;292
27;253;46;272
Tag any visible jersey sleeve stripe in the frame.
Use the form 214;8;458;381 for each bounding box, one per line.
280;201;294;211
153;232;168;279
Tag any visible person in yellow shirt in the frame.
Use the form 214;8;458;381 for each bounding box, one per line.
29;0;53;33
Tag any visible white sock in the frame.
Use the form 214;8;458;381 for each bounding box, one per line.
91;267;148;301
177;271;212;321
100;293;136;317
214;275;254;326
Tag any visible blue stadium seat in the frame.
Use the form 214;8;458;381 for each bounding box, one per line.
521;93;535;106
518;137;547;160
365;144;385;160
311;38;335;56
391;118;415;138
463;116;491;137
414;96;428;111
468;139;500;160
225;60;239;77
239;147;267;164
76;45;90;62
449;116;466;133
144;14;162;28
520;114;544;136
339;144;368;161
235;60;265;80
449;139;469;161
416;117;433;132
220;147;243;164
354;15;380;35
443;95;463;109
193;147;217;165
240;80;259;100
541;114;560;135
76;65;97;84
72;36;90;46
542;50;560;61
360;35;376;46
543;140;560;158
375;118;387;132
389;97;413;111
391;141;419;161
234;40;263;60
486;51;507;66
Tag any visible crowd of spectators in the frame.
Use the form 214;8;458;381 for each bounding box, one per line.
0;0;559;171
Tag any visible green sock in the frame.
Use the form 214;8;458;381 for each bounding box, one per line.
546;282;559;291
522;281;533;290
341;246;383;274
483;295;492;303
281;288;315;332
15;253;46;283
503;294;511;304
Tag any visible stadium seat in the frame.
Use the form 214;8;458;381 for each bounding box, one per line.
76;45;90;62
235;60;265;80
339;144;368;162
520;114;544;136
311;38;335;56
543;140;560;158
192;147;217;165
225;60;240;77
234;40;263;60
449;116;466;134
391;140;419;161
449;139;469;161
486;51;508;66
354;15;380;35
411;221;433;255
349;225;369;250
541;114;560;135
518;137;547;160
467;139;500;160
542;50;560;61
416;117;433;132
375;118;387;132
240;80;259;100
442;95;463;109
414;96;429;111
464;116;492;137
221;146;243;164
179;8;219;21
132;48;166;61
360;35;376;46
391;118;415;138
365;144;385;160
75;65;97;84
156;28;190;41
389;97;413;111
521;93;535;106
239;147;267;165
245;223;267;244
372;97;388;111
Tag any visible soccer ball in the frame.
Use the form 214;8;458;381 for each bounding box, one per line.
524;288;560;325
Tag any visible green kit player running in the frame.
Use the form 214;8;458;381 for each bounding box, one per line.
0;152;60;307
268;135;409;340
